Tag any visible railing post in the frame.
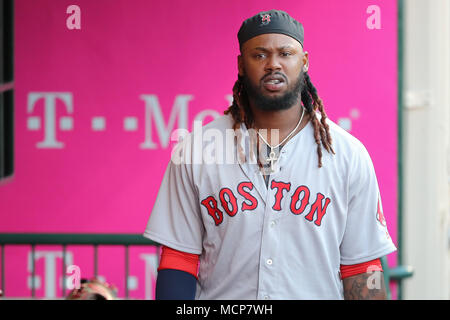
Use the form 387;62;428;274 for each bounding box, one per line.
31;244;35;298
94;245;98;278
62;244;66;298
125;245;129;299
1;244;5;297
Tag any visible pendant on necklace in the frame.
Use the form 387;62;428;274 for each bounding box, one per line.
266;148;278;173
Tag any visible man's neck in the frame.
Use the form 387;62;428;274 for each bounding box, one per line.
250;102;310;145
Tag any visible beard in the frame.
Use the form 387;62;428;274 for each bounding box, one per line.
242;70;305;112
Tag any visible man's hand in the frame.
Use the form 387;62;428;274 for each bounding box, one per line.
343;271;387;300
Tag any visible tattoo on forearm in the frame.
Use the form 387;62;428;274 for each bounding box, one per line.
343;272;387;300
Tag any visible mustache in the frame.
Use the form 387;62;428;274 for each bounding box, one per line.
261;72;288;83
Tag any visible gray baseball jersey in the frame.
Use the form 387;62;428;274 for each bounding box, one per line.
143;112;396;299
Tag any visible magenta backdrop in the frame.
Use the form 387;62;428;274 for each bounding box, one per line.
0;0;398;299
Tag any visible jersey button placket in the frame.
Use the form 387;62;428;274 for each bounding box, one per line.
257;187;281;300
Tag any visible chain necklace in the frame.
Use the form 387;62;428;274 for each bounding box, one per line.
257;107;305;173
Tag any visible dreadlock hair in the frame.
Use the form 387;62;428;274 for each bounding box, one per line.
224;72;335;168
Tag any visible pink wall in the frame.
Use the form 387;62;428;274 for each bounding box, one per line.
0;0;398;299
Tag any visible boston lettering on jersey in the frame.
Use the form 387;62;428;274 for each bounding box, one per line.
200;180;331;227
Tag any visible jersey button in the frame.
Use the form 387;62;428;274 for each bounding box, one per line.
266;259;273;265
270;221;276;227
264;295;270;300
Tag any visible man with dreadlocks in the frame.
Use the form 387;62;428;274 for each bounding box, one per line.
144;10;396;300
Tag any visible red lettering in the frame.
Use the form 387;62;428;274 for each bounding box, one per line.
270;180;291;211
237;182;258;212
290;185;310;215
376;197;386;227
219;188;238;217
200;196;223;225
304;193;331;226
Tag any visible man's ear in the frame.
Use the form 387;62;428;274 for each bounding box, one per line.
238;55;244;77
302;51;309;72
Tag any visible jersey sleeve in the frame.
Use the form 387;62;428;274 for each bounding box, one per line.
339;143;397;265
143;154;204;255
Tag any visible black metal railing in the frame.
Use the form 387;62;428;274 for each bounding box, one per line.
0;233;160;299
0;233;413;299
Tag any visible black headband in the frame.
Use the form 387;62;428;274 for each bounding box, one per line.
238;10;304;49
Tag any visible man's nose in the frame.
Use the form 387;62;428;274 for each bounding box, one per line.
264;55;282;72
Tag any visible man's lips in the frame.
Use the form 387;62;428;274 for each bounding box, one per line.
262;74;286;92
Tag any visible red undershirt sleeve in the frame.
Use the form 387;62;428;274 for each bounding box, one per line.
340;258;383;280
158;246;200;279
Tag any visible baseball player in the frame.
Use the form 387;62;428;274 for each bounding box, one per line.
144;9;396;300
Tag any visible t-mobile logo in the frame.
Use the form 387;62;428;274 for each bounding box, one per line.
27;92;74;148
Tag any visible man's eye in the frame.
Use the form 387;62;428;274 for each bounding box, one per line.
281;52;292;57
255;53;266;59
